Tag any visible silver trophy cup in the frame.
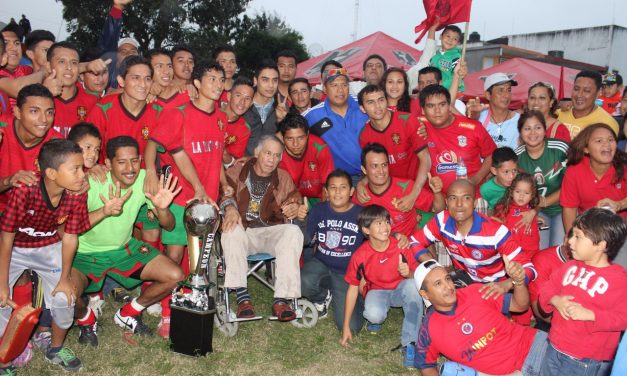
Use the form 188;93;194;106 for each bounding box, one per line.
183;200;221;289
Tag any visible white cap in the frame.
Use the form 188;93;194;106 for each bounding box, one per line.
414;259;443;308
118;37;139;49
483;72;518;91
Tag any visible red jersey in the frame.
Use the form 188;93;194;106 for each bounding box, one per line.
218;89;229;109
499;203;540;256
224;116;251;159
0;89;10;116
0;180;90;248
86;93;163;161
0;66;33;110
53;86;98;138
416;284;538;374
279;135;334;198
359;110;427;180
600;91;622;116
150;102;227;204
344;237;418;296
539;260;627;360
425;115;496;194
409;97;423;117
528;245;568;302
155;91;190;111
410;211;536;283
353;177;433;236
0;117;62;213
560;157;627;219
546;120;571;143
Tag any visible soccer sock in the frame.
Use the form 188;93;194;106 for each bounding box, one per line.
48;346;62;355
234;288;251;304
272;297;288;306
120;297;145;317
161;296;171;317
76;307;96;326
12;283;32;306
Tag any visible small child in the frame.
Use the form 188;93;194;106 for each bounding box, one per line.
68;122;102;170
429;25;463;92
539;208;627;376
599;73;623;117
494;172;541;256
480;146;518;213
0;139;90;373
340;205;424;369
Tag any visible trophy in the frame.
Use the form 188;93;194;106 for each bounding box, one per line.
170;200;221;356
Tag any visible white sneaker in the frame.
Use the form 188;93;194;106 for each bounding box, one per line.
146;303;162;317
88;296;105;319
114;309;154;336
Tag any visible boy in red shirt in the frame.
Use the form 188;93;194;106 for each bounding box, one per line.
539;208;627;375
340;205;428;369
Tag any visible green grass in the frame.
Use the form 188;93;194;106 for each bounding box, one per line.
22;278;422;376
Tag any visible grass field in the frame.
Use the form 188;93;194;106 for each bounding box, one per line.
23;277;422;376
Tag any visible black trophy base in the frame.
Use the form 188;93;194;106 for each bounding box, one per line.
170;297;216;357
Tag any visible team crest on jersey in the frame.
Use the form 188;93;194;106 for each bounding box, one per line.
309;162;317;171
225;135;237;145
142;125;149;140
471;249;483;260
218;119;224;131
57;215;68;225
325;231;342;249
391;133;401;145
461;322;473;335
77;106;87;120
616;183;622;189
435;150;459;174
533;167;545;186
457;135;467;147
513;208;521;216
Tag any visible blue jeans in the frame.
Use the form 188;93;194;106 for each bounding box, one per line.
300;256;364;333
363;279;423;346
539;211;565;249
541;342;612;376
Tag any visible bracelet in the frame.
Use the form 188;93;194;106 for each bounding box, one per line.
219;198;237;213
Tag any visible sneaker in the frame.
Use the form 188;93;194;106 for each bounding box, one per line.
158;316;170;338
45;347;82;372
11;341;32;368
0;366;16;375
87;295;105;319
110;287;133;303
31;331;52;351
366;322;382;334
78;322;98;347
313;302;328;319
402;343;416;368
146;303;162;317
114;309;154;336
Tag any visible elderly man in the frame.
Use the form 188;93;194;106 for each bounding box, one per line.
304;67;368;184
219;135;306;321
413;259;549;376
350;54;387;95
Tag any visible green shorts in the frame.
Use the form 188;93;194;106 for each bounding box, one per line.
74;237;160;293
161;203;187;245
135;204;160;230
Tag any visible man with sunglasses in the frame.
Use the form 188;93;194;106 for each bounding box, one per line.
304;67;368;186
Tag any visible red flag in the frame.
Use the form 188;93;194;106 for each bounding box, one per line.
414;0;472;43
557;66;565;100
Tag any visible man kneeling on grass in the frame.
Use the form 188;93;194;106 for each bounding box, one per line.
71;136;184;345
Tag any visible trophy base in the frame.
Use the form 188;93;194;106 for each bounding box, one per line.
170;297;216;357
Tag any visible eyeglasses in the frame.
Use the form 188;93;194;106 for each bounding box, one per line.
326;68;348;77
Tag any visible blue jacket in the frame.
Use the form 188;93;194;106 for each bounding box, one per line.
303;96;367;175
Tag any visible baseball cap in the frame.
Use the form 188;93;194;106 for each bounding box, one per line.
322;67;349;85
118;37;140;49
602;73;617;85
414;259;443;308
483;72;518;91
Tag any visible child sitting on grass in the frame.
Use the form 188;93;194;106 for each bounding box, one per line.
340;205;428;369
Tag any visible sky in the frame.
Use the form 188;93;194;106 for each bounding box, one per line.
1;0;625;54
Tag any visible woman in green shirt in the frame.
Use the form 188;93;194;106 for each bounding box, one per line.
514;110;569;248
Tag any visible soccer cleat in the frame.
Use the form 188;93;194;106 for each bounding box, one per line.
110;287;133;303
114;309;154;336
313;302;328;319
402;343;416;368
31;330;52;351
366;322;382;334
78;323;98;347
45;347;82;372
158;316;170;338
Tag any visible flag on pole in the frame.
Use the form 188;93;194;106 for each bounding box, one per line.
414;0;472;43
557;66;565;100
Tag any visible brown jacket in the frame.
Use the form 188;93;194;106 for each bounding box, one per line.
221;158;301;228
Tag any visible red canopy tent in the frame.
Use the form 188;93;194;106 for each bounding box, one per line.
463;58;580;109
296;31;423;85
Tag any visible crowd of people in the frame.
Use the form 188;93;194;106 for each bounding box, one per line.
0;1;626;375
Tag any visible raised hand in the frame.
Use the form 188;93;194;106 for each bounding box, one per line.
145;174;182;210
43;69;62;97
276;95;289;123
428;172;443;194
398;254;410;277
503;254;525;285
86;58;112;74
100;181;133;216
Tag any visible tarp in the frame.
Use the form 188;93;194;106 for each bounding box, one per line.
463;58;580;109
296;31;423;85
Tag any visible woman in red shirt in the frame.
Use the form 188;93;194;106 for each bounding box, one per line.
527;82;571;143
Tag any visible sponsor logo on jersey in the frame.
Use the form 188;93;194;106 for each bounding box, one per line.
26;210;35;216
57;215;68;225
435;150;459;174
458;122;475;130
18;227;57;237
321;121;331;129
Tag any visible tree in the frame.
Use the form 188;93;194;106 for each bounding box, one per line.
235;11;309;78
